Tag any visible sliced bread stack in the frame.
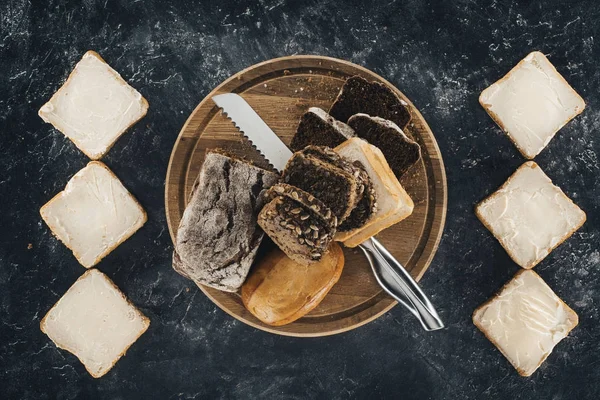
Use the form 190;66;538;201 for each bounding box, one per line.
259;140;414;262
289;77;421;180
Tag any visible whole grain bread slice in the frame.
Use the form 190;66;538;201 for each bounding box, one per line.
329;76;412;129
282;150;360;224
300;146;377;231
290;107;355;152
348;113;421;179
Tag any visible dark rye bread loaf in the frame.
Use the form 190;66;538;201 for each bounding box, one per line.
173;150;279;292
258;184;337;265
329;76;412;130
300;146;377;231
290;107;355;152
348;114;422;178
282;149;359;223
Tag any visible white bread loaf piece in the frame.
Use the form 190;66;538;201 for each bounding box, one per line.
480;51;585;159
40;161;147;268
473;270;578;377
476;162;585;269
40;269;150;378
334;138;413;247
39;51;148;160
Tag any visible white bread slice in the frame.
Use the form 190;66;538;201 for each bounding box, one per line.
479;51;585;159
39;50;149;160
476;162;585;269
473;270;578;377
334;138;414;247
40;269;150;378
40;161;147;268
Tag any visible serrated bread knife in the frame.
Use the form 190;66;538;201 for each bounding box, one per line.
212;93;444;331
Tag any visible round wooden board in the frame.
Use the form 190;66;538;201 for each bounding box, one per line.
165;56;447;337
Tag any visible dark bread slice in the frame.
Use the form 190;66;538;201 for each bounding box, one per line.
258;184;336;265
299;146;377;231
338;161;377;231
290;107;355;152
329;76;412;129
173;150;279;292
282;151;359;223
348;113;421;178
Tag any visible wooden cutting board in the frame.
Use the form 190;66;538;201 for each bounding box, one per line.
165;55;447;337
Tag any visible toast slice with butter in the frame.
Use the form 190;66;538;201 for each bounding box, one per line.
40;161;147;268
40;269;150;378
476;162;586;269
39;51;148;160
473;269;578;377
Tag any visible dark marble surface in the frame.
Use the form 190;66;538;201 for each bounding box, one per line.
1;0;599;398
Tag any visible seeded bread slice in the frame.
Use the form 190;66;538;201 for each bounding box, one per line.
282;150;359;223
329;76;412;130
290;107;355;152
348;113;422;179
258;184;337;265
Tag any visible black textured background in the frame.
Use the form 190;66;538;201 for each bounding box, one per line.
1;0;599;399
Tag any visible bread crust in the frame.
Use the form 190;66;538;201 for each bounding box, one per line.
241;243;344;326
40;269;150;378
479;51;585;159
40;161;147;268
475;161;586;269
472;269;579;377
38;50;149;160
334;138;414;247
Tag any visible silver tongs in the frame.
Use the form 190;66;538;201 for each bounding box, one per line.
212;93;445;331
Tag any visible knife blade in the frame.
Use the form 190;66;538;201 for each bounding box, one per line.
211;93;444;331
212;93;293;172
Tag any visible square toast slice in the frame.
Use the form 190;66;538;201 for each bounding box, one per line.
473;269;578;377
479;51;585;159
39;51;148;159
40;161;147;268
40;269;150;378
476;161;585;269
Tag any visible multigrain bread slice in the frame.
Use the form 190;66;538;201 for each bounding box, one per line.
40;269;150;378
259;184;337;263
473;269;578;377
258;184;337;265
174;150;279;292
40;161;147;268
479;51;585;159
290;107;355;152
329;76;412;129
348;113;422;178
476;161;586;269
335;138;414;247
39;51;149;160
282;149;359;224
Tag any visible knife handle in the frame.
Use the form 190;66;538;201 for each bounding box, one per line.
359;238;444;331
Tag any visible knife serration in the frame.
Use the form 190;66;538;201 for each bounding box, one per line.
212;93;293;171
